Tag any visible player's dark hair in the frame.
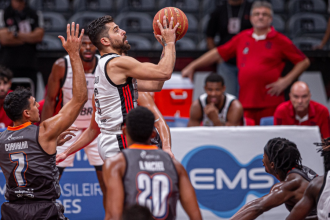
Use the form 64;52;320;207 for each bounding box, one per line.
205;73;225;86
0;65;13;82
86;15;113;49
264;137;302;174
315;137;330;172
4;87;32;121
122;204;154;220
126;107;155;143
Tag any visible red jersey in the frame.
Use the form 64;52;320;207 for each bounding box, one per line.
0;90;13;128
274;100;330;139
217;27;306;109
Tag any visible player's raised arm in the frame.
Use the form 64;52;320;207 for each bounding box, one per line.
39;23;87;154
111;16;179;81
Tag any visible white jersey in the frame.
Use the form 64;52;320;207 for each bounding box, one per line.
199;93;236;126
317;171;330;220
94;53;138;134
57;54;100;129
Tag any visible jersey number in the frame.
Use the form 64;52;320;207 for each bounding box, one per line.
137;173;170;218
10;152;28;187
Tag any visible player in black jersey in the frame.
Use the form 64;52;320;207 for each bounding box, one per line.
286;138;330;220
0;23;88;220
103;107;202;220
230;137;318;220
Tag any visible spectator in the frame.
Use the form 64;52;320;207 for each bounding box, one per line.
314;0;330;49
206;0;252;97
188;73;243;126
182;1;310;125
274;81;330;139
0;65;13;128
0;0;44;93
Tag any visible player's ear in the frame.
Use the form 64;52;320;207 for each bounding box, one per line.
270;162;275;170
23;109;30;119
150;130;156;139
100;37;110;47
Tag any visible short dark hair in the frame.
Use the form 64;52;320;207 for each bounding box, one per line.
205;73;225;86
4;87;32;121
0;65;13;82
86;15;114;49
264;137;302;174
122;204;153;220
126;107;155;143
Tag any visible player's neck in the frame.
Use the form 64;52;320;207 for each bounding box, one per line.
13;119;31;127
82;57;96;73
100;48;121;56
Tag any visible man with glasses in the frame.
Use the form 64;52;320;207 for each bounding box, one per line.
182;1;310;125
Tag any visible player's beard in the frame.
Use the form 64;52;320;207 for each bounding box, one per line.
110;37;131;53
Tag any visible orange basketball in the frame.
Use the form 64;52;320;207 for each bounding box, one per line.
153;7;188;41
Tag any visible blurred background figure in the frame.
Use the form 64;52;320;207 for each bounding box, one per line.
0;65;12;128
0;0;44;94
274;81;330;139
206;0;252;97
188;73;244;127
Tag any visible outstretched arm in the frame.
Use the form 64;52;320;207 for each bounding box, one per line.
230;180;299;220
137;92;173;158
286;176;323;220
56;95;100;163
39;23;87;155
173;159;202;220
103;153;126;220
41;58;65;121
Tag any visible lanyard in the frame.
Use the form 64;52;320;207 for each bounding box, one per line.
227;1;246;20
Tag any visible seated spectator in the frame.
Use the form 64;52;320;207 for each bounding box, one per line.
0;65;13;128
274;81;330;139
188;73;243;126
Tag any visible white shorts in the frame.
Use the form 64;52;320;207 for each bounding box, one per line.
97;132;128;161
57;129;104;167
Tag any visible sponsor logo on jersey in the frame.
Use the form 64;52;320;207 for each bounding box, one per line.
140;150;160;160
181;145;278;218
6;134;24;141
139;161;165;171
94;76;99;84
5;141;28;151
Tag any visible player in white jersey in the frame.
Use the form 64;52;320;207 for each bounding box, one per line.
188;73;244;126
41;34;105;204
56;15;177;161
286;138;330;220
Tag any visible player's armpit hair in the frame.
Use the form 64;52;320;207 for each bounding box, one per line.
265;137;302;175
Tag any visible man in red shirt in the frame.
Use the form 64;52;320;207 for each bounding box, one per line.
0;65;13;128
274;81;330;139
182;1;310;125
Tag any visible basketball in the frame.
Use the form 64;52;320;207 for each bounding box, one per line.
153;7;189;41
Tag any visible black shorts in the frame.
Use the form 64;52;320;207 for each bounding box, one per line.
1;200;67;220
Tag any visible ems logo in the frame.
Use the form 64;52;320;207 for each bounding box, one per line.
140;150;147;159
181;146;278;218
243;47;249;54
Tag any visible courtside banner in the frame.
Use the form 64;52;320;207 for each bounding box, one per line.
0;150;104;220
172;126;323;220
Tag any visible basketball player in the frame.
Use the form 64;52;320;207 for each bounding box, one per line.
188;73;243;127
230;137;318;220
286;138;330;220
85;15;178;160
0;23;87;220
41;33;105;203
103;107;202;220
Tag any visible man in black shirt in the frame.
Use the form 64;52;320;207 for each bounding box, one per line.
206;0;252;97
0;0;44;93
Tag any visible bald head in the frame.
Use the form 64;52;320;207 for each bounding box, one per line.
290;81;310;94
289;81;311;116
